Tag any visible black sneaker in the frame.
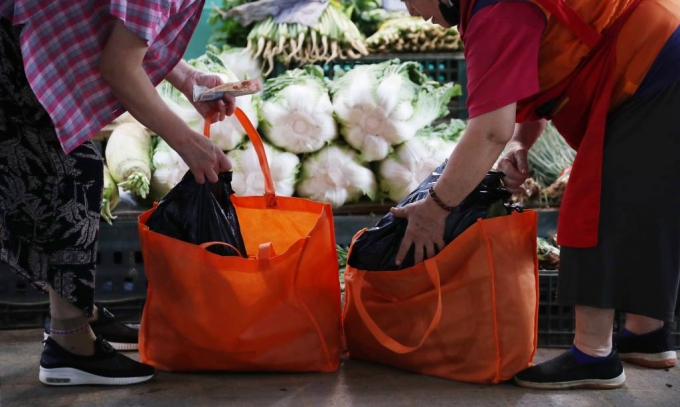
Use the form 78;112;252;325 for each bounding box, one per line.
44;306;139;351
514;350;626;390
39;336;155;386
616;324;678;369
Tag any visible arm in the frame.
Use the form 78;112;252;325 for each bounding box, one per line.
429;103;518;208
100;20;230;183
391;103;517;265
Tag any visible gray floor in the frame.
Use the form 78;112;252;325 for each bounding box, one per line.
1;329;679;407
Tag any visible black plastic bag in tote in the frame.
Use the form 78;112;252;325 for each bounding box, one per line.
348;161;517;271
146;171;247;257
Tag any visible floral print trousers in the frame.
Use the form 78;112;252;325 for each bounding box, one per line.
0;18;103;315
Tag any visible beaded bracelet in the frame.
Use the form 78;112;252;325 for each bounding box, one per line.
428;186;459;212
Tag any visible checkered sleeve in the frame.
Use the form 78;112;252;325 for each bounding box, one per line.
109;0;170;45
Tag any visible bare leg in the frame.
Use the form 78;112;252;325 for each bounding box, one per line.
48;287;95;356
624;314;664;335
574;305;615;357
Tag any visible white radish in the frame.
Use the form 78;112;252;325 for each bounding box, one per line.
101;164;119;225
105;122;152;199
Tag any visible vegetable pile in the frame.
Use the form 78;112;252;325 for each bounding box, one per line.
100;53;468;219
513;123;575;208
245;1;369;76
329;59;460;162
366;17;462;53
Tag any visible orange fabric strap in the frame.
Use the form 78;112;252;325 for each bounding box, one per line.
204;109;277;208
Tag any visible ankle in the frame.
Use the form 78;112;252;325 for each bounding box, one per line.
571;345;612;364
573;337;612;358
50;329;96;356
624;320;664;336
87;306;99;323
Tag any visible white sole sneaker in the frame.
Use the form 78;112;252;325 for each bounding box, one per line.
514;370;626;390
43;333;138;351
619;351;677;369
39;366;154;386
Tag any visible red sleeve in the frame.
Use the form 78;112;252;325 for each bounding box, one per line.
464;2;546;118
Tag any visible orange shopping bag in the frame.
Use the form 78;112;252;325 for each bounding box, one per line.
343;211;539;384
137;108;342;372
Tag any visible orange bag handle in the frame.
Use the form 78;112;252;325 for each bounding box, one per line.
200;241;244;258
351;260;443;354
258;242;276;259
204;108;277;208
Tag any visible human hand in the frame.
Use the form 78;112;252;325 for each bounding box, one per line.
173;128;232;184
390;197;448;266
497;141;530;194
178;68;236;122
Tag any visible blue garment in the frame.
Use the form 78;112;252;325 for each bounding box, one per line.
634;26;680;100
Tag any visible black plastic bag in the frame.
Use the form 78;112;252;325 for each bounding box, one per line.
347;161;517;271
145;171;247;257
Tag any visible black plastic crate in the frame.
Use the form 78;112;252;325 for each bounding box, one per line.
538;271;680;349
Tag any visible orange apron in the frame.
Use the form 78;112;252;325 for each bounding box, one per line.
513;0;643;248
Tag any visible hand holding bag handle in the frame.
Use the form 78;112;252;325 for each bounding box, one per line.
204;108;277;208
351;259;443;354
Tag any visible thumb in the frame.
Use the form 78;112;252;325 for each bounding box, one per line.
390;206;408;219
514;150;529;175
218;152;232;172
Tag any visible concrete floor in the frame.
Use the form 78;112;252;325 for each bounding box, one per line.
1;329;679;407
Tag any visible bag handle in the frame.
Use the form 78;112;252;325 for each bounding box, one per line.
199;241;244;258
204;108;277;208
351;260;443;354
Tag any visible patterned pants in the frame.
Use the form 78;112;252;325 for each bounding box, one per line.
0;19;103;315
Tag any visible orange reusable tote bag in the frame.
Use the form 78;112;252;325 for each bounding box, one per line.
343;211;539;384
137;108;342;373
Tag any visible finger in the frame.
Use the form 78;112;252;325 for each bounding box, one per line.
504;175;528;190
498;158;523;180
218;152;232;172
193;170;206;185
211;75;224;86
424;242;437;260
507;186;527;195
435;236;446;254
395;237;413;266
390;206;407;218
206;169;219;184
217;100;226;122
514;150;529;175
413;243;424;265
222;93;236;116
212;112;220;124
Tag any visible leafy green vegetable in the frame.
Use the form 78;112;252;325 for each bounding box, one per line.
208;0;252;47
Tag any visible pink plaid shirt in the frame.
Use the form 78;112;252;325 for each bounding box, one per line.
0;0;204;154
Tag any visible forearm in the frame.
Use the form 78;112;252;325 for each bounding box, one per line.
165;59;193;92
433;129;509;207
432;105;517;207
101;65;193;148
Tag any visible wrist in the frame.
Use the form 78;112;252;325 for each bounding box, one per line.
427;186;458;214
167;61;194;92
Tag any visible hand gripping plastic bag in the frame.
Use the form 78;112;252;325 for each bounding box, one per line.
145;171;247;257
348;160;516;271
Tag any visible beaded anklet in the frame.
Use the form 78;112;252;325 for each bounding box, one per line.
49;323;90;336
